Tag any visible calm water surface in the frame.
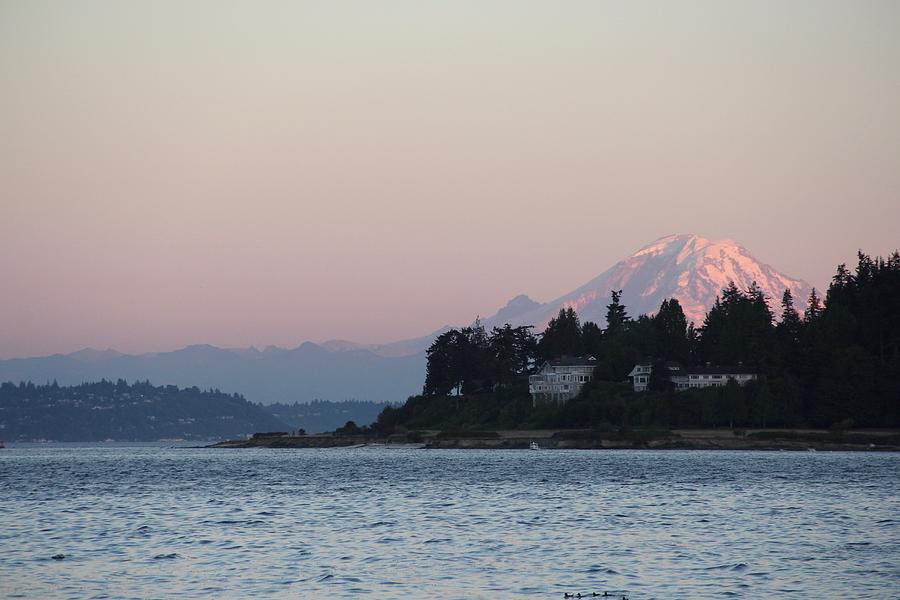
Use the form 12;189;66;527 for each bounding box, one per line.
1;446;898;599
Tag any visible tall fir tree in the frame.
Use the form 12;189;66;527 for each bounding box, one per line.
804;288;823;322
604;290;630;336
653;298;689;363
777;289;803;348
538;307;583;361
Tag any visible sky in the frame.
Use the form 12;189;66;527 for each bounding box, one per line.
1;1;899;359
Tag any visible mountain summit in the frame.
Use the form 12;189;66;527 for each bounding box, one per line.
483;234;811;328
0;235;811;401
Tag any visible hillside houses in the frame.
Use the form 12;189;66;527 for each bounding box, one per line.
628;361;757;392
527;356;758;405
528;356;597;406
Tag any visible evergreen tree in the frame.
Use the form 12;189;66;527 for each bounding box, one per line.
777;289;802;341
581;321;603;356
604;290;630;336
698;282;775;367
459;321;495;394
538;307;583;361
466;317;489;349
653;298;689;363
423;329;471;396
775;288;804;375
804;288;823;323
488;324;538;383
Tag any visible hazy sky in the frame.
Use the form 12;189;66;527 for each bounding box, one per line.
2;1;899;358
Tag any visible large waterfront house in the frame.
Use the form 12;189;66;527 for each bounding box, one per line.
628;361;757;392
529;356;597;407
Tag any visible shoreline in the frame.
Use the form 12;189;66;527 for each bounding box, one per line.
208;428;900;451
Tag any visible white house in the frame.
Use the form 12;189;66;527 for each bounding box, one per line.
628;361;757;392
529;356;597;407
627;361;687;392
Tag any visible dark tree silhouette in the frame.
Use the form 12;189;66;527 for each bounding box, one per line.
388;249;900;432
653;298;689;363
538;307;582;361
604;290;630;336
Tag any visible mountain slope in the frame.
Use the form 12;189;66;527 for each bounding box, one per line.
481;233;811;329
319;234;812;357
0;235;810;403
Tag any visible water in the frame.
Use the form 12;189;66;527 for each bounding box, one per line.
1;446;898;599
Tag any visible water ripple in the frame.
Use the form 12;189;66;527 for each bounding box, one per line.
1;446;898;599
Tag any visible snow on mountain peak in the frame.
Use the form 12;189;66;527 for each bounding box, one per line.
482;233;811;330
306;234;812;357
607;234;812;324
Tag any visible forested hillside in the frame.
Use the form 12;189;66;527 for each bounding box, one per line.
375;250;900;432
0;380;289;441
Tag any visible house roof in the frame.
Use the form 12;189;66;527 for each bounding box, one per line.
629;360;757;377
630;360;683;370
546;355;597;367
685;366;757;375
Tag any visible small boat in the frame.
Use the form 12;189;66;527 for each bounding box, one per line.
0;440;5;449
529;441;540;450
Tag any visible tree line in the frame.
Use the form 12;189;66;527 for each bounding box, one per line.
0;379;287;441
378;250;900;431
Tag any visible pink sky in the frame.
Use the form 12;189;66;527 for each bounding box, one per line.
2;1;899;358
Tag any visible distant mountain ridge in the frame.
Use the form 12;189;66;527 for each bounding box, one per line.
320;327;453;358
0;234;810;405
0;342;424;405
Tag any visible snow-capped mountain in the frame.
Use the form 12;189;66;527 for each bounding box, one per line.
0;235;811;404
480;234;812;330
